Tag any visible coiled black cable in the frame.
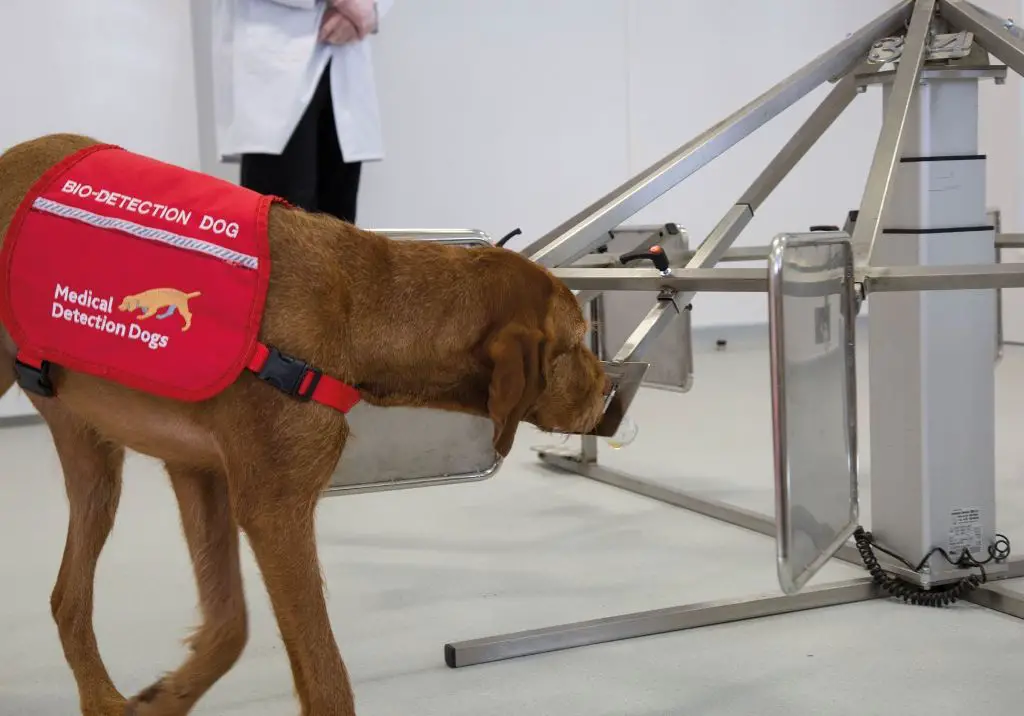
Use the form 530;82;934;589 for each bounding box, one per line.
853;527;1011;607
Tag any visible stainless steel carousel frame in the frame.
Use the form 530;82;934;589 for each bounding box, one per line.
440;0;1024;669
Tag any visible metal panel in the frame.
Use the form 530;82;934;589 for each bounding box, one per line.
594;225;693;391
327;229;502;495
768;233;860;594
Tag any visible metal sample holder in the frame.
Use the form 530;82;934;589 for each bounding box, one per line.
327;229;504;495
443;0;1024;669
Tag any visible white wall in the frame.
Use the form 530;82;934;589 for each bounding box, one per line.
0;1;200;166
0;0;200;416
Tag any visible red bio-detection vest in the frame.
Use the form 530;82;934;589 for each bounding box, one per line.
0;143;360;413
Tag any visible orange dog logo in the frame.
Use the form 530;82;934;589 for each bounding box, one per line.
119;288;201;332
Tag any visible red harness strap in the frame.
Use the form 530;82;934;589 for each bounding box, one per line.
246;342;361;413
12;343;361;413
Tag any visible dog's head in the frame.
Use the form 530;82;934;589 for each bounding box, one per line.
484;262;608;457
118;296;139;312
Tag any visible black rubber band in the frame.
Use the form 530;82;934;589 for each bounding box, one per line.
882;225;994;235
900;154;986;163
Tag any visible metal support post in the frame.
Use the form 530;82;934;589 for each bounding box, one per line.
866;67;1000;586
858;0;937;266
579;295;608;463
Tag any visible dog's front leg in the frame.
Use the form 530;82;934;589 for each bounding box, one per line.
124;463;247;716
40;404;127;716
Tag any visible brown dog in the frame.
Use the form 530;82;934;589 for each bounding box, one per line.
0;134;609;716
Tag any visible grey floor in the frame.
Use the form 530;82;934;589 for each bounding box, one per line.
3;336;1024;715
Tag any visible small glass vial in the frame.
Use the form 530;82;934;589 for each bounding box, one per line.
603;415;639;450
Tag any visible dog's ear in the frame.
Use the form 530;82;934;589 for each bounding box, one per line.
485;323;549;457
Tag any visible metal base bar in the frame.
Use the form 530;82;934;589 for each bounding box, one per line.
445;578;881;668
537;451;866;567
966;582;1024;619
443;457;1024;669
0;413;42;429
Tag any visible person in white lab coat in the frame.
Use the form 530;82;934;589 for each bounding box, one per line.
211;0;394;223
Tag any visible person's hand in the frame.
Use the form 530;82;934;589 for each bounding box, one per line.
319;7;360;45
329;0;377;39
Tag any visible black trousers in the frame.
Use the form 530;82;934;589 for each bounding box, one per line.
239;64;363;223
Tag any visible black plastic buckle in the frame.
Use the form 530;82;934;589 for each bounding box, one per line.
14;359;55;398
256;347;322;401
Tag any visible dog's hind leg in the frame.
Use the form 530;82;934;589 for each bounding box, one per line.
40;403;127;716
0;328;16;401
0;358;13;402
124;463;247;715
229;412;354;716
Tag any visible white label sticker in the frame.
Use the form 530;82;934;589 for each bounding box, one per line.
949;507;982;555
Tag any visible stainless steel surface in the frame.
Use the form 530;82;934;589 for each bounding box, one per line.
585;361;650;438
960;0;1024;41
586;226;695;392
963;582;1024;619
711;246;773;262
444;578;881;667
611;296;684;363
519;1;914;269
859;0;938;267
996;233;1024;248
328;403;501;495
539;453;776;534
328;229;502;495
573;288;603;306
327;447;501;496
691;204;755;272
862;262;1024;292
768;235;860;594
855;64;1007;86
0;414;43;429
588;292;609;361
993;209;1005;362
375;228;494;246
556;262;1024;295
551;267;770;293
537;454;866;567
737;74;865;211
941;0;1024;76
580;296;609;463
997;556;1024;580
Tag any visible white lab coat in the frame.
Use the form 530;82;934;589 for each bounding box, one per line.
210;0;394;163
